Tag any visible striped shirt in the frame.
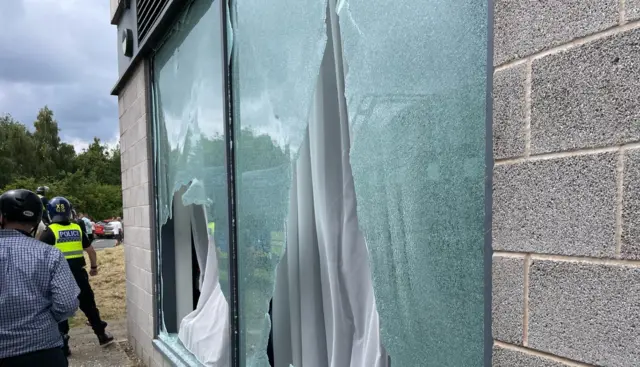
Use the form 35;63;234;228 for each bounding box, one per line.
0;229;80;358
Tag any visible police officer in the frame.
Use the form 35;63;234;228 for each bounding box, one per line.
39;197;114;356
36;186;51;225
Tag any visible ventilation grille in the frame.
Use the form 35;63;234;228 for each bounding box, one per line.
137;0;169;42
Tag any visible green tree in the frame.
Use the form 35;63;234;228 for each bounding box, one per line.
0;114;38;187
107;145;122;185
32;106;62;177
31;106;78;178
1;107;123;220
74;137;121;185
236;128;290;172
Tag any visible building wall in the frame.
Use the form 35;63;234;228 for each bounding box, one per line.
118;61;169;367
492;2;640;366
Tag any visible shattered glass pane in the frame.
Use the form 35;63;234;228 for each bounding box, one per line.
152;0;230;353
231;0;327;365
158;332;204;366
338;1;489;366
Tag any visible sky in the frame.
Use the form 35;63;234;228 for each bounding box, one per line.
0;0;118;153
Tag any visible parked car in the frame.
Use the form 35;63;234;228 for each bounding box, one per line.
94;222;105;237
94;220;115;239
102;222;115;238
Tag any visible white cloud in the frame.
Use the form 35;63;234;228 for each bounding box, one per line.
0;0;118;143
69;138;90;154
69;133;120;154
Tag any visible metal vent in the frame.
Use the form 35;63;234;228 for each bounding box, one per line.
137;0;169;42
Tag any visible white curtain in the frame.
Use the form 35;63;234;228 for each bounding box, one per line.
175;24;387;367
175;0;387;365
270;4;388;366
178;200;231;366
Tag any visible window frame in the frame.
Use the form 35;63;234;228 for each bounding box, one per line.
144;0;496;365
147;0;237;365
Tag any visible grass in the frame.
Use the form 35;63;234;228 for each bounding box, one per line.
68;245;126;328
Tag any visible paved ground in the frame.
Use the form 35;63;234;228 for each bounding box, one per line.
67;320;136;367
67;242;134;366
91;238;117;250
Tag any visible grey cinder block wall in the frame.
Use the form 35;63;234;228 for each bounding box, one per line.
492;1;640;366
119;62;168;367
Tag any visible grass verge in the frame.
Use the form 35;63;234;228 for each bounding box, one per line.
69;245;126;328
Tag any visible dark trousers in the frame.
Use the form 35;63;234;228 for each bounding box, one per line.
0;348;68;367
59;267;106;336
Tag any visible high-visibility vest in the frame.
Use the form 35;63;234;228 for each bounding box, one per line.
207;222;215;236
49;223;84;259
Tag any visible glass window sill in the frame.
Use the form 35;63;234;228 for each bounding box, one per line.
153;333;205;367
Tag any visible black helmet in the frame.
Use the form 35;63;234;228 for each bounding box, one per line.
36;186;49;196
0;189;44;224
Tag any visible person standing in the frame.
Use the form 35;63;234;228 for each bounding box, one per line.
34;219;47;239
38;197;114;356
80;213;94;242
111;217;123;246
0;189;79;367
35;186;51;225
71;209;91;243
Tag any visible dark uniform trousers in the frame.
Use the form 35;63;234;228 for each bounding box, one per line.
58;267;106;336
0;348;68;367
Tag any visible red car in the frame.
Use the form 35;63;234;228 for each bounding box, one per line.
94;222;105;237
94;220;114;239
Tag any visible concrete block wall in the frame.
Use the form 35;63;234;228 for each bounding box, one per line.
119;61;167;367
492;1;640;366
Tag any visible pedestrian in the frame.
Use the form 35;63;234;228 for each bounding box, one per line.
0;189;79;367
39;197;114;356
80;212;94;242
72;209;93;245
112;217;123;246
35;186;51;225
34;218;47;239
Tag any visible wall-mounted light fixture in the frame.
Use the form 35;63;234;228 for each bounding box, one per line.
122;28;134;57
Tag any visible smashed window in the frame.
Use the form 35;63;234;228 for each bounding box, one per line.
230;0;328;365
337;0;490;365
147;0;491;365
151;0;231;364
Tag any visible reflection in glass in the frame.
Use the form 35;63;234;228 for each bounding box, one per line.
231;0;328;365
151;0;230;364
338;0;489;366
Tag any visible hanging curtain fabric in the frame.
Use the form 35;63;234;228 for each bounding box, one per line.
178;197;231;366
270;5;388;365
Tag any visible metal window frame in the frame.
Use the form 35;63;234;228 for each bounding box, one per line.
484;0;495;365
220;0;241;365
146;0;239;365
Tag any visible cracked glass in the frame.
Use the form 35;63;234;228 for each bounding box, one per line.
151;0;230;359
338;0;489;366
230;0;327;365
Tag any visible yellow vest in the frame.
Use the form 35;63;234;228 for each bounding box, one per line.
207;222;215;236
49;223;84;259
